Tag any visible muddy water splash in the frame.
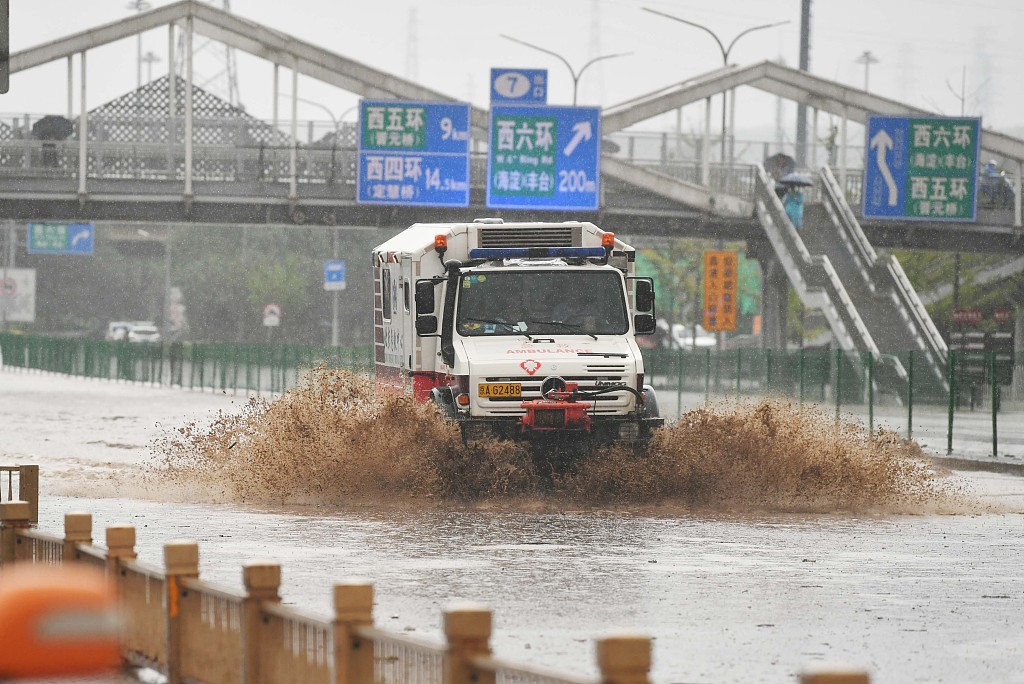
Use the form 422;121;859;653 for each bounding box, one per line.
153;367;955;512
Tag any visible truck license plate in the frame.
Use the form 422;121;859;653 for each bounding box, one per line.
478;382;522;398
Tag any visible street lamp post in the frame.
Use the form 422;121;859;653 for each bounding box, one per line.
499;34;631;106
642;8;788;166
855;50;879;92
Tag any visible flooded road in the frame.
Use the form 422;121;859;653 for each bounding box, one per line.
4;370;1024;683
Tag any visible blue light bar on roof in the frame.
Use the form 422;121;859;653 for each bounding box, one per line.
469;247;606;259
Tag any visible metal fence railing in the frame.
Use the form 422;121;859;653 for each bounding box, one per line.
4;333;1020;460
642;346;1024;460
0;333;374;395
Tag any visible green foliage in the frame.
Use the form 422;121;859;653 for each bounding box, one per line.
635;238;761;334
893;249;1023;333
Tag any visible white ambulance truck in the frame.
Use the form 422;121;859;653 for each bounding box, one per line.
371;219;663;447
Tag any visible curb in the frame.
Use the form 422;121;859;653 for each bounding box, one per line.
929;455;1024;477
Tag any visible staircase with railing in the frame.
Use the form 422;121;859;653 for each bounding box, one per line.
752;166;910;398
815;166;948;397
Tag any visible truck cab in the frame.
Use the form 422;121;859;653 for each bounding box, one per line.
372;219;663;447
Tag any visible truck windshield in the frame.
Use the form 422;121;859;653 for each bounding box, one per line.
457;270;628;337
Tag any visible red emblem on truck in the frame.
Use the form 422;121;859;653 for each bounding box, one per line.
520;360;541;375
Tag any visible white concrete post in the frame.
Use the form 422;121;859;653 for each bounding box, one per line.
168;24;176;120
1014;159;1022;228
78;52;87;198
67;56;73;119
184;16;193;199
702;97;711;186
728;87;736;170
289;61;298;201
840;105;849;194
811;107;819;170
272;63;279;137
168;23;176;173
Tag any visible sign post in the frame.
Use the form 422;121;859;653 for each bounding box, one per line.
486;105;600;211
324;258;346;348
27;223;95;255
863;115;981;221
490;68;548;105
0;268;36;325
262;303;281;327
702;250;738;333
357;101;471;207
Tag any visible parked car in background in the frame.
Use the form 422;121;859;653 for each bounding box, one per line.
105;321;133;341
669;323;717;349
126;324;161;344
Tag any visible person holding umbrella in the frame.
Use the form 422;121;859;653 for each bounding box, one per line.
779;172;813;230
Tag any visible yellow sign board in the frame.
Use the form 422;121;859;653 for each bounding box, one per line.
703;250;738;332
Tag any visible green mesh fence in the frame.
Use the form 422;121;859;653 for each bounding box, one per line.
0;333;373;395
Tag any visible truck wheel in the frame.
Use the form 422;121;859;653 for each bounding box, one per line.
642;385;660;419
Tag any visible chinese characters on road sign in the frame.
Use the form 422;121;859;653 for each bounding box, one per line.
703;250;738;332
357;101;471;207
863;115;980;221
491;114;558;196
486;105;600;211
906;118;978;219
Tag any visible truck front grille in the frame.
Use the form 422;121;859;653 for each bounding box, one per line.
478;226;577;248
478;375;631;415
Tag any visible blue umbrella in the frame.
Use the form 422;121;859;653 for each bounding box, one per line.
779;172;814;187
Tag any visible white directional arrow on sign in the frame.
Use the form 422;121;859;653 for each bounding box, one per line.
562;121;592;157
869;129;899;207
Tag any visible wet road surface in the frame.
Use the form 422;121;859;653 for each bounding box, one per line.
4;370;1024;683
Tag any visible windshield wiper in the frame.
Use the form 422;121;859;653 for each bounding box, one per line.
463;317;533;340
529;319;598;340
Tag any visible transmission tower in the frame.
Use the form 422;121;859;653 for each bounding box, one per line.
176;0;242;108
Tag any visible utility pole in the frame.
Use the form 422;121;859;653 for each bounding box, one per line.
795;0;812;166
141;51;161;85
856;50;879;92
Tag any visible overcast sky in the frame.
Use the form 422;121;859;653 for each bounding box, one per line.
6;0;1024;145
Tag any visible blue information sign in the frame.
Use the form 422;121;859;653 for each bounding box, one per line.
863;115;980;221
486;105;600;211
490;68;548;105
323;260;346;291
357;100;471;207
27;223;94;255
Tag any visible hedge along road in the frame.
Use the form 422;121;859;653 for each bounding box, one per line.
2;369;1023;684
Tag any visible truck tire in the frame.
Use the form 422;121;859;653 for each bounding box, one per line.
642;385;660;419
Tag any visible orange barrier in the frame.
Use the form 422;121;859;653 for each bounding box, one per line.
0;564;120;679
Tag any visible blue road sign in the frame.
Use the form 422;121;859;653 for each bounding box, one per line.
357;100;471;207
27;223;94;255
863;115;980;221
324;260;346;291
486;105;601;211
490;68;547;105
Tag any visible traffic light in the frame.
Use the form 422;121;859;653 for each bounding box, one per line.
0;0;8;94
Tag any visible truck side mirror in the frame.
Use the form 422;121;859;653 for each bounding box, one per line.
634;314;656;334
635;279;655;313
415;280;435;313
415;316;438;335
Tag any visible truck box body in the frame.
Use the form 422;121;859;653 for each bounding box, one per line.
371;219;661;443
